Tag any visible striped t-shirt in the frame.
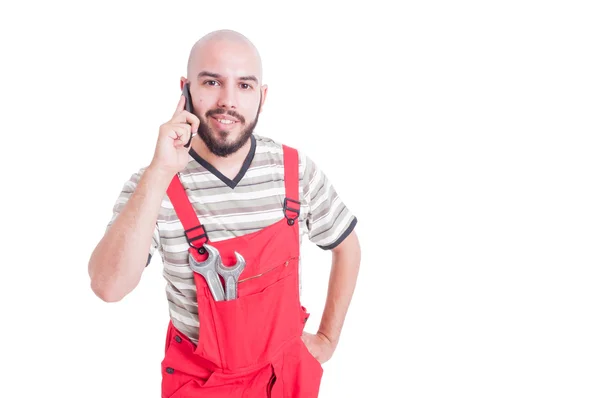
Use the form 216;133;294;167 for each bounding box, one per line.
106;134;357;343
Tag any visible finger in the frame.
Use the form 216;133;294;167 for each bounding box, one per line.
172;95;186;118
168;125;189;148
172;122;192;134
171;123;195;146
172;110;201;133
189;113;200;134
166;125;185;141
300;332;310;345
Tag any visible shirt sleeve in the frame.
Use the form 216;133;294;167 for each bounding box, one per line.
300;152;357;250
105;168;161;266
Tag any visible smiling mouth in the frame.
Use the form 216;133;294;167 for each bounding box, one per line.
212;116;238;125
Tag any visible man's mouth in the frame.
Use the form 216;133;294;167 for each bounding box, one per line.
215;118;236;125
211;116;240;127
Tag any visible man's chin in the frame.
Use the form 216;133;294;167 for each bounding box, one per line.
199;130;252;157
216;131;234;140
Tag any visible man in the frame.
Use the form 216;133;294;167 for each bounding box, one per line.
88;29;361;397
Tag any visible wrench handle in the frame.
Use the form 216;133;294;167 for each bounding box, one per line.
206;271;225;301
224;276;238;301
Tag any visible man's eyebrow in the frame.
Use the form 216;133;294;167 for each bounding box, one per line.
196;72;258;84
197;71;221;79
239;75;258;84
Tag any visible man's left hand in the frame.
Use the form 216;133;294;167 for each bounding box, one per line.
301;331;336;364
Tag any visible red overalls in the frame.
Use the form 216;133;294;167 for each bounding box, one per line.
161;145;324;397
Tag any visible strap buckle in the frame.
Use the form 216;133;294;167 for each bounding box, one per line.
184;225;208;252
283;198;301;225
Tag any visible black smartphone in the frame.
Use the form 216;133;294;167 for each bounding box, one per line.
182;82;194;113
182;82;195;148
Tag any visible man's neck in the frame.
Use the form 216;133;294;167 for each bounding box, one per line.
191;137;253;181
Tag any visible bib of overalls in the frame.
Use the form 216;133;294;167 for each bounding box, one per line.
160;145;323;398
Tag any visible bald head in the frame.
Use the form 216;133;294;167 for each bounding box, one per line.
181;30;268;158
186;29;263;82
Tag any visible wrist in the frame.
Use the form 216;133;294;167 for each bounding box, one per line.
145;164;176;185
317;330;338;348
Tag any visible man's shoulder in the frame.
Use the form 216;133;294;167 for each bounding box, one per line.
254;135;312;179
254;134;304;160
254;134;284;151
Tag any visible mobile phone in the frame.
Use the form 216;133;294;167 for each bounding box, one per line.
182;82;194;113
182;82;195;148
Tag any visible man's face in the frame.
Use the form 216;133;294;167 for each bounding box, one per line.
184;39;266;157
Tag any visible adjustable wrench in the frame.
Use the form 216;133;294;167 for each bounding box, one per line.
188;244;225;301
216;251;246;301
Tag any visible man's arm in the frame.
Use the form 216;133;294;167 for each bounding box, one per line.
317;230;361;352
89;93;200;302
88;165;172;302
297;150;360;362
302;230;361;363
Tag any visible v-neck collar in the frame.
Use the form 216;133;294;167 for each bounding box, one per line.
189;135;256;189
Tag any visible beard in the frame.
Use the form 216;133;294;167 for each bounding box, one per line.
197;97;261;158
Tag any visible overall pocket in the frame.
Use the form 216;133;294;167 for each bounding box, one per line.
298;337;323;372
198;257;301;370
161;331;216;398
280;338;324;398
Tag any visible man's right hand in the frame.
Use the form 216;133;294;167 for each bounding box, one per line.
150;94;200;176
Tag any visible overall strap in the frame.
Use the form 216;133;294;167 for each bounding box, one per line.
282;145;300;226
166;174;208;253
166;144;299;249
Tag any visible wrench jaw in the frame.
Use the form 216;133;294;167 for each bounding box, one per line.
194;243;220;265
188;244;247;302
234;252;246;269
188;244;225;302
216;251;246;301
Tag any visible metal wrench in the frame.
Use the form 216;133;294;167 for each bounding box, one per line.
216;251;246;301
188;244;225;301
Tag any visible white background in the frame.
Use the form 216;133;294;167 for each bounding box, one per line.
0;1;599;397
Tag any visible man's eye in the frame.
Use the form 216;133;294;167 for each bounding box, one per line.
240;83;251;89
204;80;219;86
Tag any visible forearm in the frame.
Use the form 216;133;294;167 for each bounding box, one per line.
317;231;361;348
88;165;173;302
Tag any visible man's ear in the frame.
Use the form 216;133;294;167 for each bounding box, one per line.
180;76;187;90
259;84;268;114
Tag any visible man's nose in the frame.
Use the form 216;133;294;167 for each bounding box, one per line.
217;85;237;109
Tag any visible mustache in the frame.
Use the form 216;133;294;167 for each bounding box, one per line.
205;108;246;124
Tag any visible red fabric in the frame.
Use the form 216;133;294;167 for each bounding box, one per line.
161;145;323;397
166;174;208;251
